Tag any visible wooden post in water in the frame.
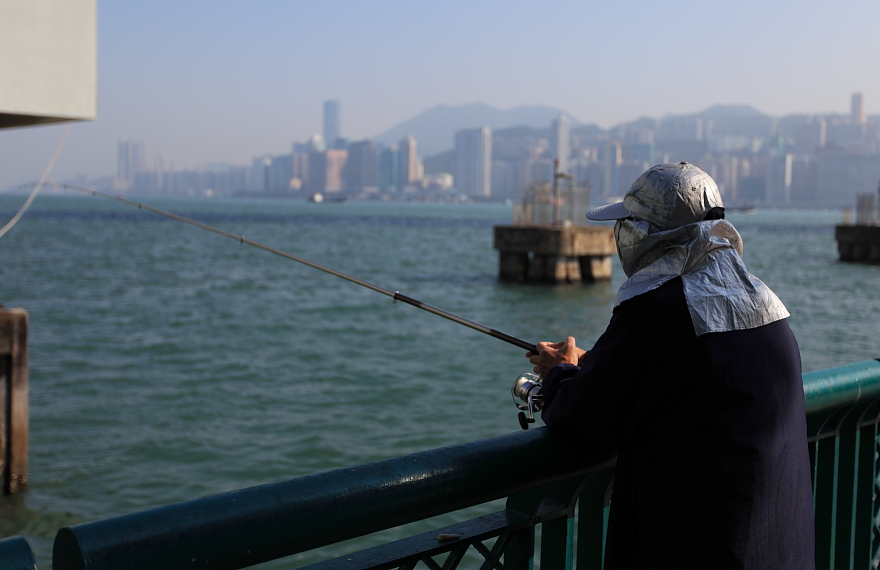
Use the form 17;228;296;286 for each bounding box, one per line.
0;308;28;494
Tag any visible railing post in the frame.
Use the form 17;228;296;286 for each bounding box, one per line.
576;468;614;570
540;517;573;570
831;402;872;569
0;308;28;495
539;477;585;570
505;487;544;570
504;526;535;570
852;401;880;567
811;407;848;569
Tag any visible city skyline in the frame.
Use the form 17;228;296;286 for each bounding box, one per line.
8;97;880;192
105;94;880;210
1;0;879;190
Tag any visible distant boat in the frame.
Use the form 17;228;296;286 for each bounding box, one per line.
728;204;756;214
308;192;347;204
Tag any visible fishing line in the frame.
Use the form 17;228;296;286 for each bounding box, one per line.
406;297;529;371
0;124;72;240
26;182;538;354
440;323;530;372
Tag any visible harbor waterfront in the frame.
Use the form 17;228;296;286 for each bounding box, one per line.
1;195;879;567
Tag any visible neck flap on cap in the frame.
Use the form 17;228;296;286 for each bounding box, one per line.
612;163;788;335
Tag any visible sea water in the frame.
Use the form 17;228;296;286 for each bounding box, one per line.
0;195;878;568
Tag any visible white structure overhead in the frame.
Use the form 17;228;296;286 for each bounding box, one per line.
0;0;97;129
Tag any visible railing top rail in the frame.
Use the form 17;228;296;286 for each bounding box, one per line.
53;427;615;570
803;359;880;414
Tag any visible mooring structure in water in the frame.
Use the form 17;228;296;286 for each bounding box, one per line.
836;180;880;263
0;307;28;495
494;161;615;283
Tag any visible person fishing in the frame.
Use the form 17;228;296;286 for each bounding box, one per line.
527;162;814;569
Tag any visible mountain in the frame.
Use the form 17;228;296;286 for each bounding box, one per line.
373;103;577;157
693;105;769;119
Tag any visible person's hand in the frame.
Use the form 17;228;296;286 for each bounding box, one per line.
525;336;585;377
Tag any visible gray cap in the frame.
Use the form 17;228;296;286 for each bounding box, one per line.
587;162;723;229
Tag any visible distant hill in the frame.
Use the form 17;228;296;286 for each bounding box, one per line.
375;103;774;159
374;103;578;157
680;104;770;119
572;123;609;135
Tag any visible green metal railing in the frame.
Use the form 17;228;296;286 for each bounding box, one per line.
4;360;880;570
804;360;880;569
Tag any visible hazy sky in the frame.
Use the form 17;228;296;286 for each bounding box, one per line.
2;0;879;190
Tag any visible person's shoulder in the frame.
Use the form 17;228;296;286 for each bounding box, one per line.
615;276;686;312
612;276;691;331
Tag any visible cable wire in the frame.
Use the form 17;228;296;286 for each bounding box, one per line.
0;124;72;240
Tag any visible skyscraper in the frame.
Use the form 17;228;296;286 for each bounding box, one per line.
117;139;144;181
454;126;492;197
324;100;340;146
398;135;420;188
250;156;272;192
344;140;380;193
852;92;866;125
604;141;622;197
379;146;399;192
308;149;348;193
550;114;571;174
324;149;348;193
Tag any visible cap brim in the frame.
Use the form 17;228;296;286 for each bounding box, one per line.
586;201;629;221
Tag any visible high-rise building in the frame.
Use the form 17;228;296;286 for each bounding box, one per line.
344;140;380;193
324;100;340;147
766;154;793;204
778;116;826;155
379;146;399;192
852;92;866;125
307;152;326;193
117;139;145;181
603;141;622;198
491;159;518;199
454;126;492;197
399;135;420;188
308;149;348;193
250;156;272;192
152;153;175;193
816;153;880;207
291;136;323;190
290;152;309;189
268;154;293;192
294;133;325;154
324;150;348;193
550;114;571;174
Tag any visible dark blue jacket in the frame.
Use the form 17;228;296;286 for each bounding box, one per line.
541;277;815;569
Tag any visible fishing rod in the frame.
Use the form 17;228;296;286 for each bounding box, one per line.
26;183;538;354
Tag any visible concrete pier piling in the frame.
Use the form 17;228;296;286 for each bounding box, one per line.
493;224;615;283
836;225;880;263
836;186;880;264
494;161;615;284
0;308;28;495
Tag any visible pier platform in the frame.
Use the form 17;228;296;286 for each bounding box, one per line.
493;224;615;283
835;225;880;263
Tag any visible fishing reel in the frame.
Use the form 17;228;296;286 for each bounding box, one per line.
511;372;544;430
